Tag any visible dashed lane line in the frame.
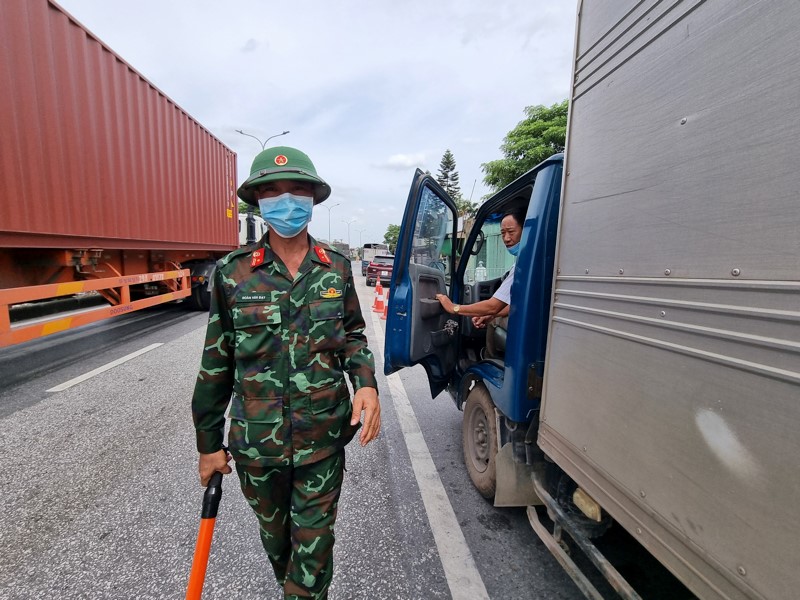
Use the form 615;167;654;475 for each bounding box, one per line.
46;343;164;393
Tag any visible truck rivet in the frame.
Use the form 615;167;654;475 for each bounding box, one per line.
680;117;687;124
640;490;646;498
731;268;741;276
582;446;587;452
664;269;671;276
585;268;589;274
660;311;666;317
636;527;642;534
557;268;561;274
618;269;624;275
737;566;747;577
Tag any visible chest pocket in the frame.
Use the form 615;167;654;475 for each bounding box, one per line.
308;299;345;353
233;303;282;360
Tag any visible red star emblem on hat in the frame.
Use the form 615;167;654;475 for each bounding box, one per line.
274;154;288;166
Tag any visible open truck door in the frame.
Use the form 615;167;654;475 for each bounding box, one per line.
384;170;459;398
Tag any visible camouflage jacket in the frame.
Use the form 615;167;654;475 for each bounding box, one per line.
191;235;377;467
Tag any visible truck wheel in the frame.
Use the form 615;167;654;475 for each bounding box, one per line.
188;284;211;312
462;385;497;499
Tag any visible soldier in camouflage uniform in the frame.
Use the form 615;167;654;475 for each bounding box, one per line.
192;146;381;599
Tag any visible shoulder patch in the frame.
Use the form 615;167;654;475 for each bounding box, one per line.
222;244;255;265
315;241;345;259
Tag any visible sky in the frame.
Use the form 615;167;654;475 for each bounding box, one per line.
56;0;577;247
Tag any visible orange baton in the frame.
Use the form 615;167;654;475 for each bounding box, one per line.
186;471;224;600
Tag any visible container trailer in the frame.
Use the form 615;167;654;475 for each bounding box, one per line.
0;0;239;347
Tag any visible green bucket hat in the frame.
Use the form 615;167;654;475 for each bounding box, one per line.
237;146;332;206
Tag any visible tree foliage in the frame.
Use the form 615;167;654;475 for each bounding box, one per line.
481;100;568;191
384;224;400;253
436;149;478;217
455;198;478;219
436;149;462;200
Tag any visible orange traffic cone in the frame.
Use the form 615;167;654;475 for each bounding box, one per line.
373;281;385;313
381;288;389;320
371;283;378;309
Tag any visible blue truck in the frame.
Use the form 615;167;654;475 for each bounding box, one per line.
384;1;799;598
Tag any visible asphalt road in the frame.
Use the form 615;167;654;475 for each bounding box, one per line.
0;269;606;599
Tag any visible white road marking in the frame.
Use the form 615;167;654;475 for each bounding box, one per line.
368;308;490;600
46;343;164;393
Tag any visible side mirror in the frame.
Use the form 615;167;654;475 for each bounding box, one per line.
470;230;485;256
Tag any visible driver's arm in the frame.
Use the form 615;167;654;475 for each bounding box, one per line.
435;294;507;317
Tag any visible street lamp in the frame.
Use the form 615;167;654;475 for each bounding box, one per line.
318;202;340;243
356;228;366;248
235;129;290;150
341;218;357;252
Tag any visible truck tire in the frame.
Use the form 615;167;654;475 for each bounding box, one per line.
188;283;211;312
462;385;497;499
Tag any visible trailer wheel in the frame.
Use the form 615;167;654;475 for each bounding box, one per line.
462;385;497;499
188;283;211;312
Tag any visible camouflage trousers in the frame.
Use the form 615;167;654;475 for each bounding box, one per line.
236;451;345;600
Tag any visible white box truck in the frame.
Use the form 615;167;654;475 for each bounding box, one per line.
385;1;799;597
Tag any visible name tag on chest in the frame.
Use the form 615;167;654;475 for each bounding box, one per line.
238;293;270;303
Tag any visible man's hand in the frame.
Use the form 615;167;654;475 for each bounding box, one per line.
351;387;381;446
472;315;494;328
435;293;455;314
198;448;232;487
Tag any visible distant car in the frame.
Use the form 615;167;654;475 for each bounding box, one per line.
365;255;394;287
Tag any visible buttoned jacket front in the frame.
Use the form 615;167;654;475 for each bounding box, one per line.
192;236;376;467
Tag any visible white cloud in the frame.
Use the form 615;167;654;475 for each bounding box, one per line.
375;154;428;170
56;0;576;244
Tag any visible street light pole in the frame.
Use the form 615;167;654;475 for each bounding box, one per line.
342;218;357;253
235;129;290;150
318;203;340;243
356;228;366;248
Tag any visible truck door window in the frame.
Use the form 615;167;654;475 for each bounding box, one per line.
410;186;453;270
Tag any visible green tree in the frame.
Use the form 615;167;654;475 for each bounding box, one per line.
436;149;462;200
481;100;568;191
238;201;251;214
384;224;400;253
455;197;478;219
436;149;478;217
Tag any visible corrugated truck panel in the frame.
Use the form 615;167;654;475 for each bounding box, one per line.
543;1;800;598
0;0;238;251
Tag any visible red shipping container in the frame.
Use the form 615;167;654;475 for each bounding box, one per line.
0;0;238;252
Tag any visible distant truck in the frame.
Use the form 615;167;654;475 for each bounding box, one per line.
385;1;799;598
0;0;239;348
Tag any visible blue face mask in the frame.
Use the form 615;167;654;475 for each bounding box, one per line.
507;242;520;257
258;193;314;238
